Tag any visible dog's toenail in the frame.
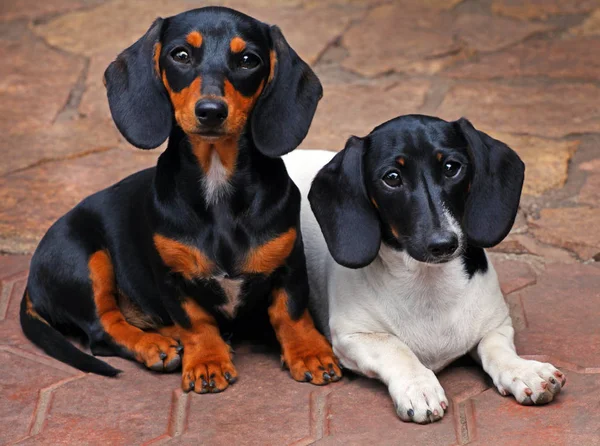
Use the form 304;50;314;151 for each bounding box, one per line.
224;372;231;381
441;402;447;410
209;380;215;388
176;345;184;353
202;379;208;388
304;371;313;382
541;382;548;389
549;377;556;384
525;388;533;396
323;372;331;381
433;410;439;416
329;368;336;376
189;381;195;390
159;352;167;360
427;410;432;416
407;409;414;417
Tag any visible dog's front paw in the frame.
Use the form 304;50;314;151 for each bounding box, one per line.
281;340;343;385
181;342;237;394
493;359;566;405
134;333;181;372
389;369;448;424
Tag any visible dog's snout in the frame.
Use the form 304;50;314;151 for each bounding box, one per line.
427;232;459;258
195;100;228;127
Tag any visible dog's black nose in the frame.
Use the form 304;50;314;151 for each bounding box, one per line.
195;100;228;128
427;232;459;257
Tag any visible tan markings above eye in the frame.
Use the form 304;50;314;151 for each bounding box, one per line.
436;153;443;162
230;36;246;53
397;157;405;166
186;31;203;48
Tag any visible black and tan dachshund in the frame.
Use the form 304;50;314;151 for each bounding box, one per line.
20;7;342;393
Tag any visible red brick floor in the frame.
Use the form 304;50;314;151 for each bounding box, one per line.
2;0;600;444
2;256;599;445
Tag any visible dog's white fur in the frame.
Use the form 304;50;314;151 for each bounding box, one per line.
202;150;233;205
284;149;564;424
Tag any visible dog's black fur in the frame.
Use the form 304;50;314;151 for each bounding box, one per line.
21;8;327;383
309;115;525;273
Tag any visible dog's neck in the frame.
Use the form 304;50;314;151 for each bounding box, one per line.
356;243;471;314
368;243;469;289
187;134;237;205
152;125;280;210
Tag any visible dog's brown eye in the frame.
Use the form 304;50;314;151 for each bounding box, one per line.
444;161;461;178
238;53;260;70
171;48;190;64
383;170;402;187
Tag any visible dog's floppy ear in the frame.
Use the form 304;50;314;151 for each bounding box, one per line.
308;137;381;269
104;18;171;149
251;26;323;158
457;118;525;247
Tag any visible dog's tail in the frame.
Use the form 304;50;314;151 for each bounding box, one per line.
20;290;121;377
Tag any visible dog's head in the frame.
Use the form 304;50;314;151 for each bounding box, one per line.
104;7;322;157
309;115;525;268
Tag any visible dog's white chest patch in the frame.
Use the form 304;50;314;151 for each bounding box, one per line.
216;276;244;318
203;150;232;205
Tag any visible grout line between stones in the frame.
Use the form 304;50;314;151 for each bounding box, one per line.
167;389;190;438
143;434;170;446
0;345;85;375
312;0;390;70
419;77;454;115
453;399;476;445
3;146;117;178
0;276;26;321
0;269;30;283
53;58;90;123
290;389;332;446
0;281;12;321
30;0;110;26
522;355;600;374
27;374;86;437
505;277;538;296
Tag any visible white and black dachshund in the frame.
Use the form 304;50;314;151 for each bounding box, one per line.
285;115;565;424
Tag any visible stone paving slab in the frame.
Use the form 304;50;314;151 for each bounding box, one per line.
0;24;84;139
491;0;600;20
514;263;600;368
0;149;159;254
445;37;600;81
436;82;600;138
470;372;600;446
301;80;431;151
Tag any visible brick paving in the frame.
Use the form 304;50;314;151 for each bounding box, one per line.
1;0;600;444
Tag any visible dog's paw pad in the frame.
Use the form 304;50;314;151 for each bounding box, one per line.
135;334;181;372
283;348;343;386
495;360;565;406
182;359;237;394
390;370;448;424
